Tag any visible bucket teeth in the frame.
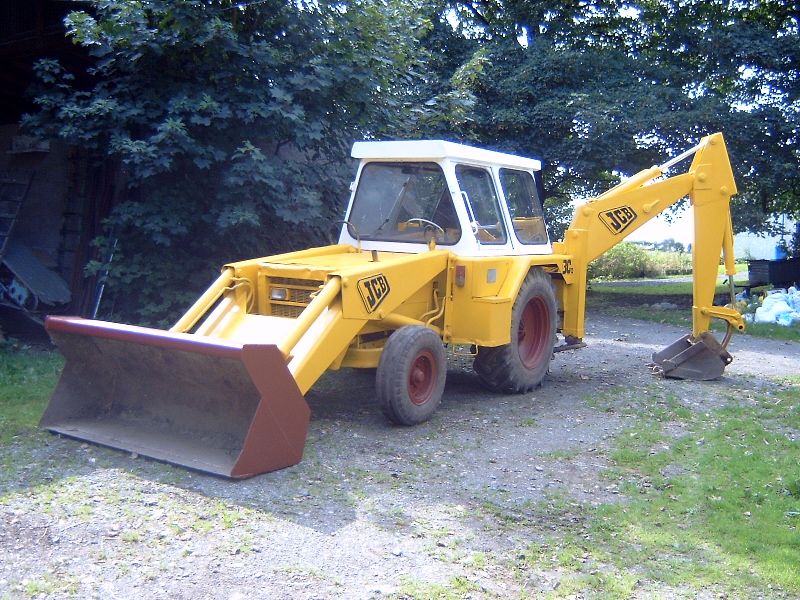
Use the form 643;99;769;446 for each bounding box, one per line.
651;332;732;381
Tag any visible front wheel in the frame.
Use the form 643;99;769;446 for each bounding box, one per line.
376;326;447;425
473;268;557;393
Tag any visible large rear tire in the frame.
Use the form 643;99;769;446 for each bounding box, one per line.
376;326;446;425
473;268;557;393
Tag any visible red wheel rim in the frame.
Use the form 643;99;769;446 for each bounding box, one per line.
518;296;549;369
408;350;436;405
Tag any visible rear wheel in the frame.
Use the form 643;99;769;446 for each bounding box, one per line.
376;326;446;425
473;268;557;393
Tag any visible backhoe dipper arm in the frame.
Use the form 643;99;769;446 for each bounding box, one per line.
555;132;745;344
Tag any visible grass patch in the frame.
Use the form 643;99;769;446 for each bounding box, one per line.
737;321;800;342
586;293;692;329
587;284;800;342
527;386;800;597
394;575;486;599
0;342;62;443
546;568;638;599
590;280;743;296
586;386;693;423
719;262;749;275
547;448;583;460
21;573;78;597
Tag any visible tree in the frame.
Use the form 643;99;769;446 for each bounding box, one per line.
24;0;428;323
437;0;799;240
24;0;799;322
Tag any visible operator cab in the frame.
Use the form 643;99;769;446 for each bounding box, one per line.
340;140;551;256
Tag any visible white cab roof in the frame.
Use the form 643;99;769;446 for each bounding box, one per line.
351;140;541;171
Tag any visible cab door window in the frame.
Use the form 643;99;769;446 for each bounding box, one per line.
455;165;508;244
499;168;548;245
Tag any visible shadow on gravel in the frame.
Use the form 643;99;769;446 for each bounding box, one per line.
3;362;526;539
2;343;650;542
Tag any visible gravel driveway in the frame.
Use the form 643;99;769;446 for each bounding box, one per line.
1;312;798;599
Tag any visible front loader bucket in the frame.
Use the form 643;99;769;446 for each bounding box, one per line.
41;317;309;478
651;331;733;381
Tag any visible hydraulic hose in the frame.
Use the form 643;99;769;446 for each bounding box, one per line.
720;276;737;349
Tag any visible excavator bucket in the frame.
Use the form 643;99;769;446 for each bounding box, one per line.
41;316;309;478
651;331;733;381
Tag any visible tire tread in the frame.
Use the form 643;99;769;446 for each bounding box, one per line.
376;326;446;425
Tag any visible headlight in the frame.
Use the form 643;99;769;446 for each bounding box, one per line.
270;287;289;301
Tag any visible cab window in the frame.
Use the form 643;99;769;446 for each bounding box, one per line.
348;162;461;244
499;168;548;245
455;165;508;244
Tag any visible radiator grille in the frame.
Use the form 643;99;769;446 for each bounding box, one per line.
269;277;323;318
271;304;304;318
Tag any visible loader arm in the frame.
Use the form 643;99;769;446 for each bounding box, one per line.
41;246;449;478
554;132;745;379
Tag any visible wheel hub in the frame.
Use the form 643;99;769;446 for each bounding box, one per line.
408;351;435;405
518;296;549;369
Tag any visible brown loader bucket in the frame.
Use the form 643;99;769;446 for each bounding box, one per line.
41;316;309;478
651;331;733;381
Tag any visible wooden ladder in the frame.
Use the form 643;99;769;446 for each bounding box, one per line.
0;172;34;261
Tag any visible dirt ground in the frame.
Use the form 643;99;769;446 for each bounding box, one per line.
1;312;798;599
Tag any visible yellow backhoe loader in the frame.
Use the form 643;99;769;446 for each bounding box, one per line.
41;132;745;478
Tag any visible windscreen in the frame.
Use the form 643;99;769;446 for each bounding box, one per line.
347;162;461;244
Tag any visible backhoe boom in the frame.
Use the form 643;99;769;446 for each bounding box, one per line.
555;132;744;378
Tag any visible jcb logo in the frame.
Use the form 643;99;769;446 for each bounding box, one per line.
599;206;638;235
358;274;390;313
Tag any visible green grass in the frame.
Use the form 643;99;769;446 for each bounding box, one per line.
590;300;800;341
719;262;749;275
0;342;62;443
587;282;800;342
394;575;486;600
588;267;800;342
590;279;750;297
613;390;800;592
737;321;800;341
524;385;800;598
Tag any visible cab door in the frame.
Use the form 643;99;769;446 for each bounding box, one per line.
454;164;514;253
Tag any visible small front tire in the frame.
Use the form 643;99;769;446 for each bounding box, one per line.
376;326;447;425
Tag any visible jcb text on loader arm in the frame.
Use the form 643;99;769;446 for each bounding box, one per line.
41;132;744;478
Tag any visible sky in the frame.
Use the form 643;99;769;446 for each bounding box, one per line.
626;206;695;247
623;205;795;260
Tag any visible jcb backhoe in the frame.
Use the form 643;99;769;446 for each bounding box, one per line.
41;132;745;478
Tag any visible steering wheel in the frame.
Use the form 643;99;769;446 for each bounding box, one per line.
471;221;498;242
472;222;499;232
527;232;547;244
406;218;445;237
